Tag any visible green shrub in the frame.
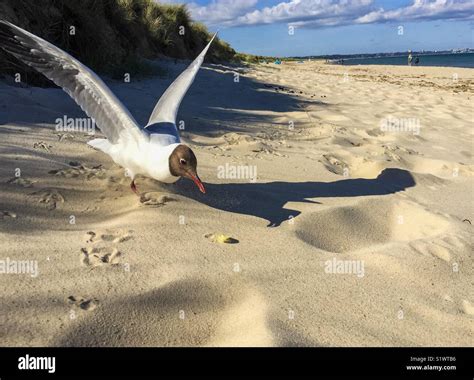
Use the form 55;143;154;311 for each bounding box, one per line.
0;0;240;85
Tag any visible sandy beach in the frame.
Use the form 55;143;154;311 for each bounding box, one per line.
0;60;472;346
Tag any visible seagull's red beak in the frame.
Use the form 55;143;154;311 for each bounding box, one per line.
189;173;206;194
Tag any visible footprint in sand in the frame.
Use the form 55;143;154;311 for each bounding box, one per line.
56;133;75;141
81;246;121;267
0;211;17;219
252;142;287;157
382;143;421;163
33;141;52;152
49;162;106;180
29;189;65;210
85;229;133;244
366;128;385;137
139;192;176;207
67;296;99;311
7;177;36;187
321;153;384;179
222;132;255;146
321;154;348;176
81;229;133;267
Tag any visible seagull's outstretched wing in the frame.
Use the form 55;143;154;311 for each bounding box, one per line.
0;20;144;144
145;32;217;132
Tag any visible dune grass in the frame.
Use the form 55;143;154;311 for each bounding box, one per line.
0;0;238;86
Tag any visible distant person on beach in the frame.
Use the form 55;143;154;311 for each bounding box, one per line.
414;57;420;65
408;51;413;66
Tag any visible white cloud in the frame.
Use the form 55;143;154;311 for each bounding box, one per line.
356;0;474;24
182;0;474;28
187;0;258;25
235;0;374;27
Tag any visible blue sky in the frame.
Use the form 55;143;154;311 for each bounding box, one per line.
162;0;474;56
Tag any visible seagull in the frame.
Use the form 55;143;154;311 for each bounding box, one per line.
0;20;215;194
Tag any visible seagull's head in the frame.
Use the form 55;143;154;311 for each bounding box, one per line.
169;144;205;194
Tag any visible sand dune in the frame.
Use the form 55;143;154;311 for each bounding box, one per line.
296;198;452;253
0;60;472;346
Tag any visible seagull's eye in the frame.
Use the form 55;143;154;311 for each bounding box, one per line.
180;158;187;165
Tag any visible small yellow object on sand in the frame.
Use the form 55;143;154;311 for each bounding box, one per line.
205;233;239;244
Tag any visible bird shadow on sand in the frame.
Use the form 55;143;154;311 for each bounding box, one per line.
169;168;416;227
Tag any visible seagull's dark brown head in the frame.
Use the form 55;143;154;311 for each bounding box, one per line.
169;144;205;193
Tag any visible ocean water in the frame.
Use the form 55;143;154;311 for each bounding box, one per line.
341;53;474;68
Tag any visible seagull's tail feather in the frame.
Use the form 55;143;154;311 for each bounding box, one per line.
88;138;113;154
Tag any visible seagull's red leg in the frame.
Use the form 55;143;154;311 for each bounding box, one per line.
130;180;139;195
